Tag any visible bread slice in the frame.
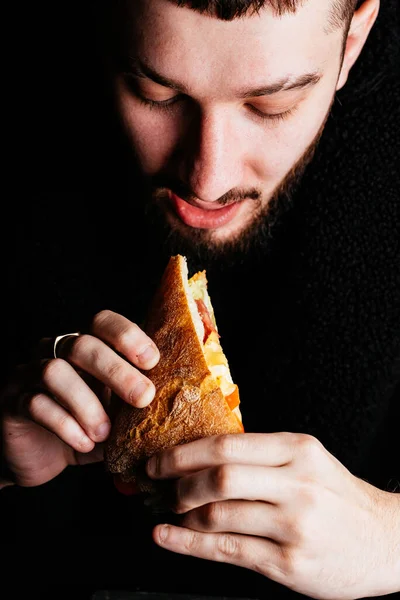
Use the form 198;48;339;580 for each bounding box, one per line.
104;255;244;492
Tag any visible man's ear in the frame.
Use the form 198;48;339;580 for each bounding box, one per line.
336;0;380;91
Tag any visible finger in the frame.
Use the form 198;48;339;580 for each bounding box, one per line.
75;443;105;466
77;371;113;410
181;500;290;542
68;368;112;411
147;433;297;480
91;310;160;370
40;359;111;442
172;465;292;513
152;525;289;587
25;392;95;453
56;334;156;408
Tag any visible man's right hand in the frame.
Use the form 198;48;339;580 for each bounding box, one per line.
0;310;160;488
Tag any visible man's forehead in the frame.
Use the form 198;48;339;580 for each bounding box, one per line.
118;0;337;52
114;0;341;88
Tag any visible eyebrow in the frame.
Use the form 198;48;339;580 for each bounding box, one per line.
119;57;322;98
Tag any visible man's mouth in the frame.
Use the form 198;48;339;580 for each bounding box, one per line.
169;192;243;230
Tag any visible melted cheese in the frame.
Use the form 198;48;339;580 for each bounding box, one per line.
189;271;242;422
203;331;242;421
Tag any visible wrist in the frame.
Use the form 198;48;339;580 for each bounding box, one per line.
379;490;400;594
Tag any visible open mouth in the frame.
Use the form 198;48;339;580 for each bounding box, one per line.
169;192;243;230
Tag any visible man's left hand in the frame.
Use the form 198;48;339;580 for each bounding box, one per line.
146;432;400;600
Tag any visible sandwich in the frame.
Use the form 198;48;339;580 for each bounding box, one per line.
105;254;244;493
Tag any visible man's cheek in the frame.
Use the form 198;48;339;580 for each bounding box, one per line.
134;136;172;173
276;119;321;167
261;137;305;180
126;119;178;173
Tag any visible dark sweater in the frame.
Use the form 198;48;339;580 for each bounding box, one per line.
1;1;399;599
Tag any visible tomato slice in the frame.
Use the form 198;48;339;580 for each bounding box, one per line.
196;299;219;343
113;475;139;496
225;385;240;411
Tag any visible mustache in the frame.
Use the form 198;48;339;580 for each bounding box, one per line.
149;174;261;206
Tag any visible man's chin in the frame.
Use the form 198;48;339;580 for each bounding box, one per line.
144;187;291;266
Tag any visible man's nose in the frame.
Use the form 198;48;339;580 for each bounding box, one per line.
179;108;244;203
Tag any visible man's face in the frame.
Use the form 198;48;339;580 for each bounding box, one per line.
111;0;345;256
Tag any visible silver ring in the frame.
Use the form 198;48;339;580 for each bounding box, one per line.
53;332;80;358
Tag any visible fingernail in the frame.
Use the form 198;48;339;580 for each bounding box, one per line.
158;525;170;543
79;435;94;451
137;344;159;368
130;380;155;407
96;421;111;440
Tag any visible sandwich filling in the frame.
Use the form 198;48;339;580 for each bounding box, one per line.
187;270;242;423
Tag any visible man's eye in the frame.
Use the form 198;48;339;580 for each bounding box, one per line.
247;104;298;123
137;95;182;110
122;74;298;122
122;74;181;111
135;95;298;124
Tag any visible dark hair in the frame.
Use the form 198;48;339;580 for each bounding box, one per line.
172;0;360;29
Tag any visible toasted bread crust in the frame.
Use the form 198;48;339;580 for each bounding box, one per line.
104;256;243;490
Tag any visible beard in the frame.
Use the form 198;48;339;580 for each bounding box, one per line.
126;101;333;270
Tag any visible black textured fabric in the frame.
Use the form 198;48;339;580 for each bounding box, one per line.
1;1;399;599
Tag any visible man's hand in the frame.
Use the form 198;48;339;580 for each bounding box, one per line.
146;433;400;600
0;310;159;488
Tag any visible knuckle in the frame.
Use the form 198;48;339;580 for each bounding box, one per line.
284;515;306;545
91;310;114;332
211;464;235;499
214;434;241;462
168;447;186;473
184;530;200;553
255;544;303;584
200;502;223;530
104;360;124;382
57;413;73;437
173;477;196;514
71;333;92;358
296;434;324;468
217;533;240;558
118;322;141;349
296;480;319;511
41;358;65;386
27;393;48;418
297;434;322;455
279;431;299;447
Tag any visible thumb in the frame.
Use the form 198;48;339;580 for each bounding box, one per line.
75;442;105;466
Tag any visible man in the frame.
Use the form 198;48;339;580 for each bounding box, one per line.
1;0;399;599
